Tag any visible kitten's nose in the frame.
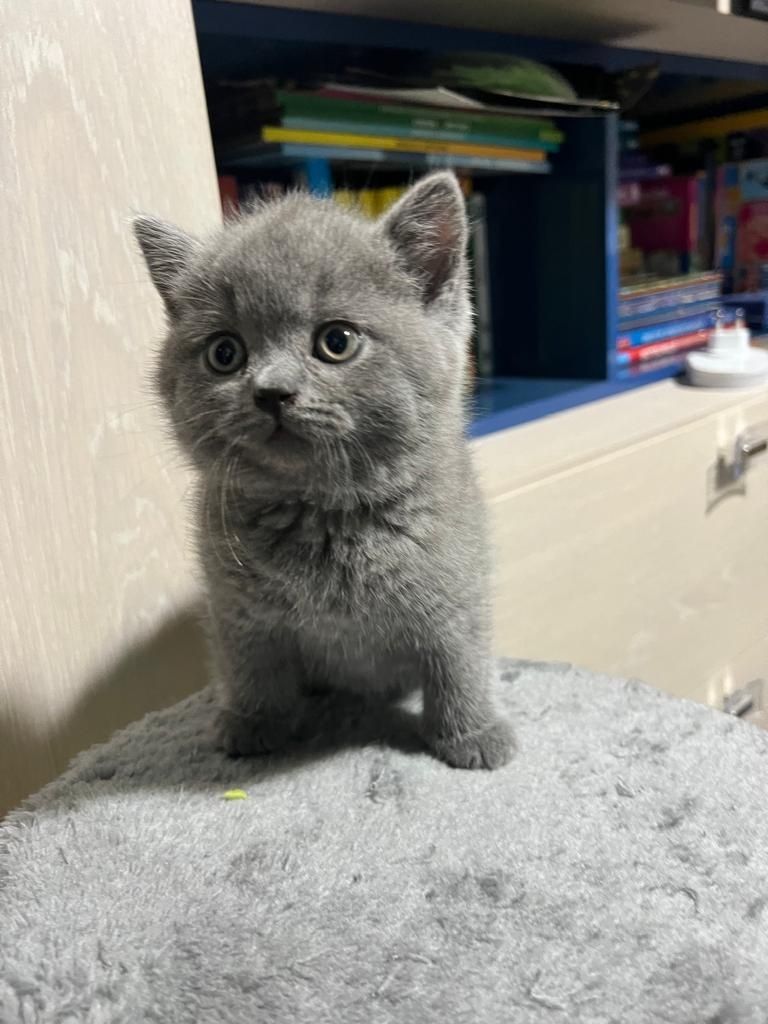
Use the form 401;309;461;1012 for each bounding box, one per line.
253;387;296;420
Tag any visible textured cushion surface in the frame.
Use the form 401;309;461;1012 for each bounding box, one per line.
2;660;768;1023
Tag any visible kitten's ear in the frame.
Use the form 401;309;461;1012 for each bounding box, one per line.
132;215;200;313
379;172;468;303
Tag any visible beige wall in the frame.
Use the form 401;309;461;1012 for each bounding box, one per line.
0;0;221;816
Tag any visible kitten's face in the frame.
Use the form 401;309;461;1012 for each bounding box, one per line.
135;173;470;502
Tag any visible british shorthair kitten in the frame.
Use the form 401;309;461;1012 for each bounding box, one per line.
134;171;513;769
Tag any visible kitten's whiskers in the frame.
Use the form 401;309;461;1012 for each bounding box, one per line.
220;443;246;570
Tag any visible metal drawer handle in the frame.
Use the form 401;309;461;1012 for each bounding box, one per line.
741;437;768;460
717;425;768;486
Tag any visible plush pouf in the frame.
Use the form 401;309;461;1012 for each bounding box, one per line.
2;659;768;1023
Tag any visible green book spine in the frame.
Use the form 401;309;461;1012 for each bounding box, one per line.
281;117;559;152
277;91;563;144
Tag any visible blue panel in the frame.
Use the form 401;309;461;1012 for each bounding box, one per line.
540;115;617;379
301;157;333;196
482;175;540;377
472;376;595;417
482;116;616;381
468;363;686;437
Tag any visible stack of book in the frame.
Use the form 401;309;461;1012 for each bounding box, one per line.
215;85;564;175
716;157;768;294
615;272;722;368
622;175;716;278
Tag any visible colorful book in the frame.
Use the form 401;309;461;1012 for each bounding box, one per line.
626;177;700;264
333;186;404;218
278;90;562;144
736;199;768;291
622;280;724;319
619;277;722;321
260;126;547;162
281;117;559;152
619;271;721;298
715;159;768;292
619;298;718;332
615;331;709;366
217;175;239;215
222;142;550;176
617;311;713;349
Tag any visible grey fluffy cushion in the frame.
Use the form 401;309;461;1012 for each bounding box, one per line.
2;660;768;1023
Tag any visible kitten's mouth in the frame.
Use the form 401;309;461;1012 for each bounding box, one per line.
265;421;303;445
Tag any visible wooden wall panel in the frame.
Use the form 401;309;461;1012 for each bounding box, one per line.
0;0;221;816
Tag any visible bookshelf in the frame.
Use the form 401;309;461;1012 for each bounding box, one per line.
192;0;768;435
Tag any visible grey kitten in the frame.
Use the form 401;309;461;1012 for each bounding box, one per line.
134;171;513;770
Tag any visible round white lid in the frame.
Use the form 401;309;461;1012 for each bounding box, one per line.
686;346;768;388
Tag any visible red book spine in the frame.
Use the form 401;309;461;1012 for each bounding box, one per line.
618;330;709;365
218;175;239;216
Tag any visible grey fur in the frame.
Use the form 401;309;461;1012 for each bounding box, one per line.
133;171;513;769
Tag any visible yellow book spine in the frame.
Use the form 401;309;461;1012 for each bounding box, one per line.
333;188;357;211
376;186;405;213
357;189;379;218
262;126;545;162
641;108;768;147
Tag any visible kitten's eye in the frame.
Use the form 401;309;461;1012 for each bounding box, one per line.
204;333;247;375
313;323;361;364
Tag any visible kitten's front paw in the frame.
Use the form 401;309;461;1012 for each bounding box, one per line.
430;718;515;770
216;708;295;758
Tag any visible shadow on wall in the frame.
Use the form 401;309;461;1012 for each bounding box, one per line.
0;608;209;819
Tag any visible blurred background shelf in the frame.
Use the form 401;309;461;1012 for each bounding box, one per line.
194;0;768;74
194;0;768;432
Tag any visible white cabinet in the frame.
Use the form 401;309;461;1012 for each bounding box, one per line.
473;381;768;704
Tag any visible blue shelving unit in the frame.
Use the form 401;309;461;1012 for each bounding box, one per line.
192;1;765;432
469;370;685;437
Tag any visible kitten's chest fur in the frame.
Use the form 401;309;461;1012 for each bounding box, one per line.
202;488;437;628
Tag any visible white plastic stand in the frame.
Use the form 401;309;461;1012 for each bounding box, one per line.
687;320;768;388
